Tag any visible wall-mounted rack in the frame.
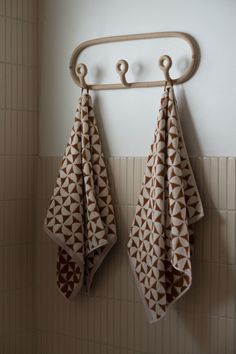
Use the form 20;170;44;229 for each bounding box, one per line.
69;31;199;90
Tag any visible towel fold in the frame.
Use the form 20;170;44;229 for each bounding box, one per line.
44;93;117;299
127;85;204;323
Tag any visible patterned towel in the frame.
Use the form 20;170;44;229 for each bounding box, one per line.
44;93;117;299
127;85;204;323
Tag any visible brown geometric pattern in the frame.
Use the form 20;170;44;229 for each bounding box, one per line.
44;93;117;299
127;85;204;323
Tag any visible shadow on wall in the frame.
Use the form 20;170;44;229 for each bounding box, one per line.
93;95;112;158
177;89;234;352
94;82;203;158
175;176;235;353
175;85;202;157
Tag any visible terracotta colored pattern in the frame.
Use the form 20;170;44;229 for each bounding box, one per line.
127;86;204;323
44;94;117;299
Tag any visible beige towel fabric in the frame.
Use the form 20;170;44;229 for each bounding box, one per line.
127;85;204;323
44;93;117;299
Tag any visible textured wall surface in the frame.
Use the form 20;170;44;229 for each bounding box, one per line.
0;0;38;352
34;156;236;354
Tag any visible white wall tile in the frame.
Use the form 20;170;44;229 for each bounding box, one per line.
0;63;6;108
219;157;227;209
0;16;6;62
227;158;236;210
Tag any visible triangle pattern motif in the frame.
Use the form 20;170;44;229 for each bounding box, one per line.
127;85;204;323
44;94;117;299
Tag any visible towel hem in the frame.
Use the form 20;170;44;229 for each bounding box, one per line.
86;235;117;293
44;224;117;297
43;224;84;265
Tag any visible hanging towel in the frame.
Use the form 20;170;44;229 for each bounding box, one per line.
44;93;117;299
127;85;204;323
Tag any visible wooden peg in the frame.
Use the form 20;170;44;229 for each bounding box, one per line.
75;63;88;89
116;59;130;87
158;55;173;84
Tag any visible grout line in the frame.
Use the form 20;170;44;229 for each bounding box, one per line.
0;60;38;68
0;108;37;112
35;197;236;212
0;242;34;247
0;13;37;25
0;154;38;157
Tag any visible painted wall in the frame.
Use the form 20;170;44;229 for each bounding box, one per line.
39;0;236;157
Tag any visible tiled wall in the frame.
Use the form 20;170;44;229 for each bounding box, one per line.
34;156;236;354
0;0;38;353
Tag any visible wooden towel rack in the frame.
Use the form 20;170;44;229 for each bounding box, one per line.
69;31;199;90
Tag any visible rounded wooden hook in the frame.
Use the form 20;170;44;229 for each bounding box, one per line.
116;59;130;87
75;63;88;89
159;55;173;84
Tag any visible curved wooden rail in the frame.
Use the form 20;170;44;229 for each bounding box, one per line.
69;31;199;90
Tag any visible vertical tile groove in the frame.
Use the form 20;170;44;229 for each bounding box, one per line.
0;0;38;352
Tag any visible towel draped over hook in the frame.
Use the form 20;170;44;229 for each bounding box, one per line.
127;85;204;323
44;93;117;298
